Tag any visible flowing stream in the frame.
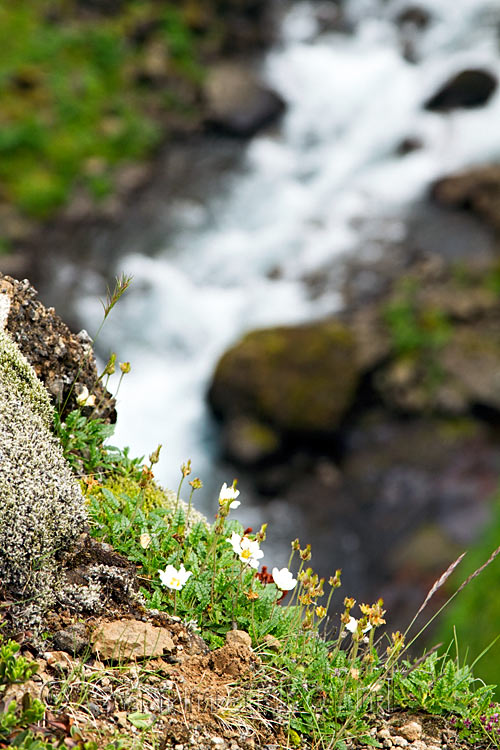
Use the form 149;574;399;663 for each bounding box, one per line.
73;0;500;563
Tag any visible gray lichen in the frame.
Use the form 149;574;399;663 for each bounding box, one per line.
0;327;87;626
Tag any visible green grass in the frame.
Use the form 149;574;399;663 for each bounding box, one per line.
0;1;204;220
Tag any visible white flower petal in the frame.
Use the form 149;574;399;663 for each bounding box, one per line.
219;482;240;502
272;567;297;591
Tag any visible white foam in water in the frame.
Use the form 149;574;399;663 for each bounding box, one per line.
78;0;500;501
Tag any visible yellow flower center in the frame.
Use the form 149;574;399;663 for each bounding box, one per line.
241;549;251;559
170;577;180;588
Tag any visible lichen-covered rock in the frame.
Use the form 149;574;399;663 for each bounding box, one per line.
208;320;360;441
0;326;87;630
0;273;115;422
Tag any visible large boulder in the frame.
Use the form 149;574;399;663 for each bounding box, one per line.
203;62;285;138
0;273;115;421
424;68;497;111
208;320;361;459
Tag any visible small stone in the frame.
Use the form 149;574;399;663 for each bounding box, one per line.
382;740;393;749
378;729;391;740
44;651;74;671
263;634;281;652
175;745;184;750
410;742;427;750
392;738;409;748
211;739;225;746
225;630;252;649
116;711;128;728
400;722;422;742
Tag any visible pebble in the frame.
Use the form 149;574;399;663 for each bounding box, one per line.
409;742;427;750
400;722;422;742
174;744;184;750
211;738;225;746
392;738;408;748
378;729;391;740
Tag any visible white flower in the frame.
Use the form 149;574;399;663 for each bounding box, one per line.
272;567;297;591
159;564;192;591
76;385;96;408
227;532;264;569
345;616;372;635
228;531;243;555
219;482;241;509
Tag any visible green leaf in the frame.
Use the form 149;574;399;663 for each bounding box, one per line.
127;711;153;729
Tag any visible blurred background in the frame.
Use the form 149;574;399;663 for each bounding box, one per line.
2;0;500;688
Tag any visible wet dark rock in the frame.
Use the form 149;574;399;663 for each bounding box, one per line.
431;164;500;234
395;136;424;156
221;415;281;465
424;68;497;112
314;1;351;35
395;6;432;29
203;63;286;138
0;273;116;422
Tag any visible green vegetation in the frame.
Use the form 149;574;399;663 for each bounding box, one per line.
4;278;500;748
383;279;451;358
56;409;500;747
438;490;500;697
0;1;207;224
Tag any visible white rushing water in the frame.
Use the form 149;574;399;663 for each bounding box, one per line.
78;0;500;513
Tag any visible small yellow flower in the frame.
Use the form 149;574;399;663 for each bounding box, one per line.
315;606;327;618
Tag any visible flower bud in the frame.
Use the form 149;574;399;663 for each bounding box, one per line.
149;444;162;465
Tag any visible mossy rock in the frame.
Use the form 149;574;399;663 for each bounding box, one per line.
208;320;360;436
